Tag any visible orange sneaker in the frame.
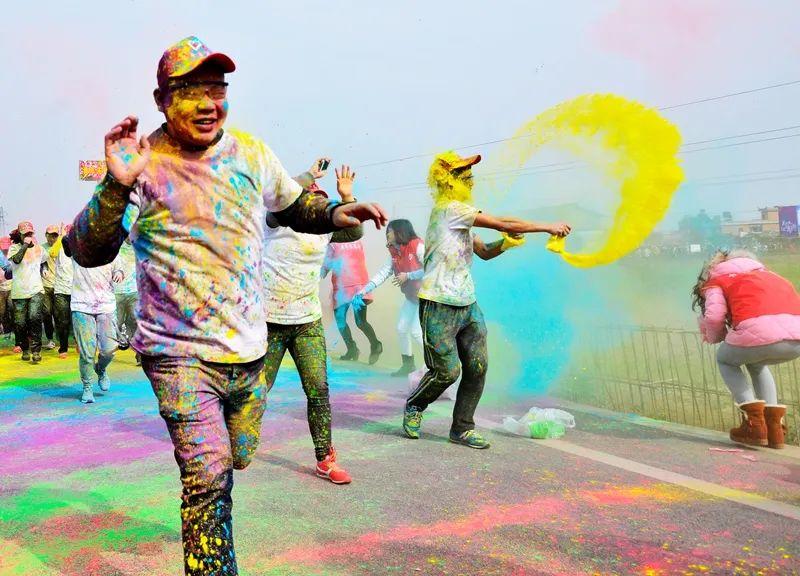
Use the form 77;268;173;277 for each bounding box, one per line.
58;352;68;359
315;447;352;484
13;346;22;353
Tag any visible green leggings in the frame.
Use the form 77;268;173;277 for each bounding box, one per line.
263;320;332;461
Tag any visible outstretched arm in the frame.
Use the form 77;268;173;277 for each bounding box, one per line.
473;213;571;236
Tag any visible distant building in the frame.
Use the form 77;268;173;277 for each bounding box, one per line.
721;206;780;237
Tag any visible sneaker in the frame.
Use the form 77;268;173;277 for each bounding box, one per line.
315;447;352;484
403;406;423;439
117;341;130;351
31;352;42;364
81;386;95;404
135;353;142;366
21;351;31;361
58;352;68;359
98;372;111;392
368;341;383;365
45;341;56;350
449;429;491;449
13;346;22;354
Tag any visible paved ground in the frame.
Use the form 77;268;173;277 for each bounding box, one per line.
1;344;799;576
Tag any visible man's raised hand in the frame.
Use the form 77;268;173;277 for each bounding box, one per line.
104;116;151;187
332;201;388;230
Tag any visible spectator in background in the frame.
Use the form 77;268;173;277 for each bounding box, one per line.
112;236;140;365
8;222;48;363
40;225;60;350
0;236;12;338
693;249;800;450
52;224;74;358
354;219;425;377
63;238;117;403
322;238;383;364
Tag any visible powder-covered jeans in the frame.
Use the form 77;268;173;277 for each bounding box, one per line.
13;293;44;353
115;292;138;346
141;355;266;576
53;294;72;353
407;299;488;435
263;320;331;461
717;340;800;405
71;311;117;386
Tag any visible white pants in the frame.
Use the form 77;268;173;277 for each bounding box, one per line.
398;298;423;356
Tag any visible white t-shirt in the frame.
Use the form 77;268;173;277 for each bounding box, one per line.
70;261;116;315
40;242;57;289
53;243;74;296
111;241;137;295
262;224;331;325
8;243;47;300
127;127;303;362
418;200;480;306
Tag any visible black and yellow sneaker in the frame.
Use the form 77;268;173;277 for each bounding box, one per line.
403;406;423;439
449;429;490;449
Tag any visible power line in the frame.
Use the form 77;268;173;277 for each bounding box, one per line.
682;125;800;146
693;173;800;187
681;133;800;154
658;79;800;111
355;79;800;170
367;125;800;194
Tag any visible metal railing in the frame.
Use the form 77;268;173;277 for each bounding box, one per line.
553;326;800;446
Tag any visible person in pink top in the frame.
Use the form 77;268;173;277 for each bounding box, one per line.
323;239;384;364
693;249;800;449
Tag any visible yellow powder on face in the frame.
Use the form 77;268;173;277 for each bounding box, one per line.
493;94;684;267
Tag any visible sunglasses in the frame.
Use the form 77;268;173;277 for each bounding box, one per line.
167;80;228;101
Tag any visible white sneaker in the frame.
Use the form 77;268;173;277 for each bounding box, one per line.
45;341;56;350
81;386;95;404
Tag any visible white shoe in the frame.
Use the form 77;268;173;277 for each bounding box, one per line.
81;386;95;404
45;341;56;350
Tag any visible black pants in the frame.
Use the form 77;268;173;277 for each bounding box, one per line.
42;287;55;341
406;299;488;435
13;293;44;354
263;320;332;461
334;302;380;350
53;293;72;353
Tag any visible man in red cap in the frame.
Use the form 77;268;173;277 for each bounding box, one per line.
8;221;49;363
403;151;571;448
67;36;386;575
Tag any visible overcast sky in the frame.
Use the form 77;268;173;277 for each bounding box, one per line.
1;0;798;236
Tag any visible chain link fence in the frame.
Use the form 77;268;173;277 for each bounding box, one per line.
554;326;800;446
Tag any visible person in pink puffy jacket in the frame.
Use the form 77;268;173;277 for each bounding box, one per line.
693;250;800;449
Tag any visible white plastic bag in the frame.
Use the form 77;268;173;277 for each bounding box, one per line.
503;406;576;437
408;368;456;401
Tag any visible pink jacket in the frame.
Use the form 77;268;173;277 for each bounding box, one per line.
699;257;800;346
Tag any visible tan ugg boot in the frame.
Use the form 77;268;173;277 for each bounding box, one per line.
764;405;788;449
729;400;767;447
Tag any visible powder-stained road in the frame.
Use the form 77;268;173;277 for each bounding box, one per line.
1;346;798;576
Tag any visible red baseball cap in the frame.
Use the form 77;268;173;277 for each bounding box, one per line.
17;221;34;235
157;36;236;89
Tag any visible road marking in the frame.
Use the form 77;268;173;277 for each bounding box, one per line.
475;416;800;522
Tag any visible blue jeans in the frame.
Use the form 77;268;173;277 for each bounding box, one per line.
71;311;117;386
